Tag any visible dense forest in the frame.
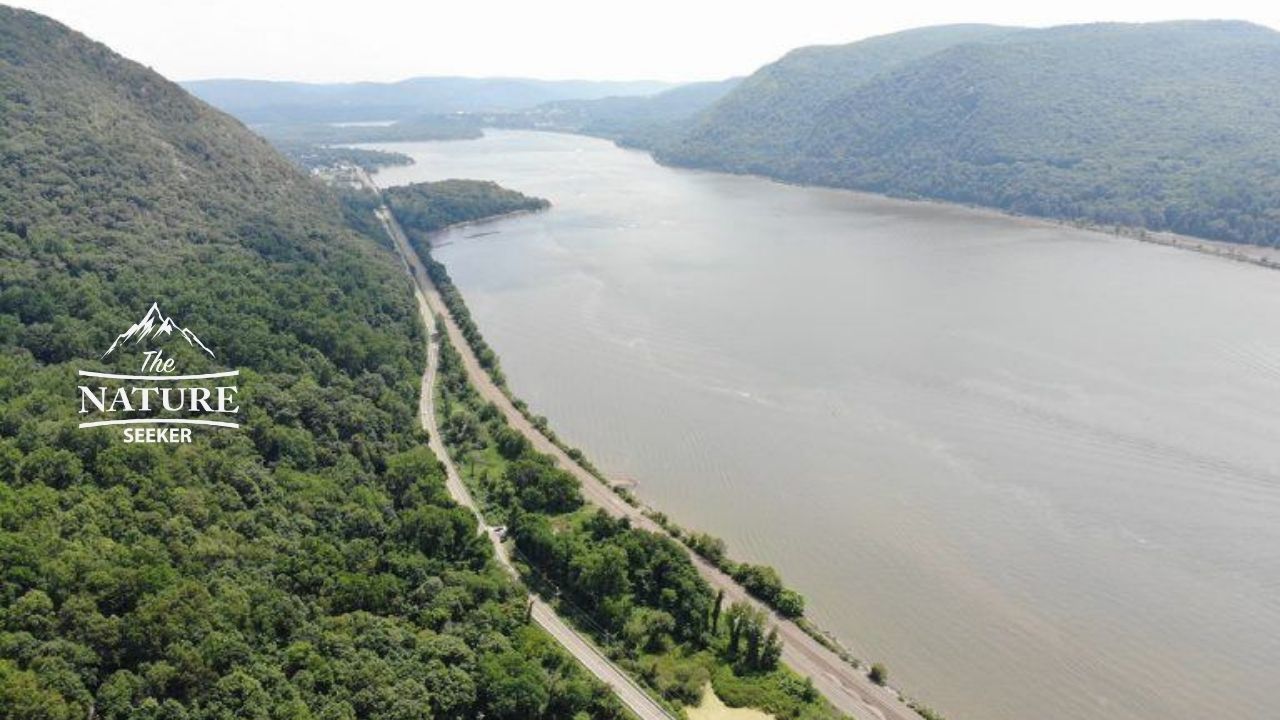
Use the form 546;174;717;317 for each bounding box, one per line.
654;21;1280;247
0;8;624;719
384;180;550;235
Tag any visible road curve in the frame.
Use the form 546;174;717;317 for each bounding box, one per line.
373;199;676;720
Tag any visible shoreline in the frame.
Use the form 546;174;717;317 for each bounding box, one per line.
1124;227;1280;269
497;127;1280;272
647;154;1280;272
366;127;1280;272
371;191;678;720
359;170;927;720
373;206;931;717
425;207;547;242
363;128;1270;720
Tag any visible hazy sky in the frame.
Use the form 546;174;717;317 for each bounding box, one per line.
12;0;1280;83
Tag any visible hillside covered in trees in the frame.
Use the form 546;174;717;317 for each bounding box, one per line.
654;21;1280;247
0;7;624;719
384;181;550;235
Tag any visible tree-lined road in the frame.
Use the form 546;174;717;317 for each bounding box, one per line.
373;197;676;720
369;167;919;720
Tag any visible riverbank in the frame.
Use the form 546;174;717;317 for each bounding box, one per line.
368;171;854;720
598;130;1280;272
1125;226;1280;269
362;168;927;720
368;126;1280;270
371;193;680;720
666;160;1280;271
397;193;942;713
397;240;925;720
361;164;849;719
364;129;1280;720
421;207;547;245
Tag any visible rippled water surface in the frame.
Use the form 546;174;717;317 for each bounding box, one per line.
372;130;1280;720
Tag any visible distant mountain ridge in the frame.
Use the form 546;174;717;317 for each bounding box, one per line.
500;78;743;147
183;76;676;123
652;20;1280;247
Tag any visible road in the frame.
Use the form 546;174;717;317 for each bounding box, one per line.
372;199;676;720
367;170;922;720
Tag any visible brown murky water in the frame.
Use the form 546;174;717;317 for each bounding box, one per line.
372;130;1280;720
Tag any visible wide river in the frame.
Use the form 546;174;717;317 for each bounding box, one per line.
371;130;1280;720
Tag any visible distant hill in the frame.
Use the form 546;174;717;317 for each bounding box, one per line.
253;113;484;147
657;21;1280;247
505;78;743;147
183;76;676;123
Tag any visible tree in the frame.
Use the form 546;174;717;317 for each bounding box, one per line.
571;546;631;604
495;427;530;460
207;671;271;720
775;588;805;618
6;590;55;636
687;532;727;565
399;505;483;563
478;652;550;720
623;608;677;654
0;660;74;720
759;628;782;670
732;563;806;617
442;408;480;449
722;602;780;671
504;459;582;514
384;446;444;506
724;602;747;658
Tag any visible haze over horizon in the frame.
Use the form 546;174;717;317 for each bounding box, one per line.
9;0;1280;83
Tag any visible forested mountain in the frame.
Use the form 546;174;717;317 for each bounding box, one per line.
664;25;1016;169
0;7;622;719
657;21;1280;246
183;76;675;124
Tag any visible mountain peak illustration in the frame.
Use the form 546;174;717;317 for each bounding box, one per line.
101;302;215;359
